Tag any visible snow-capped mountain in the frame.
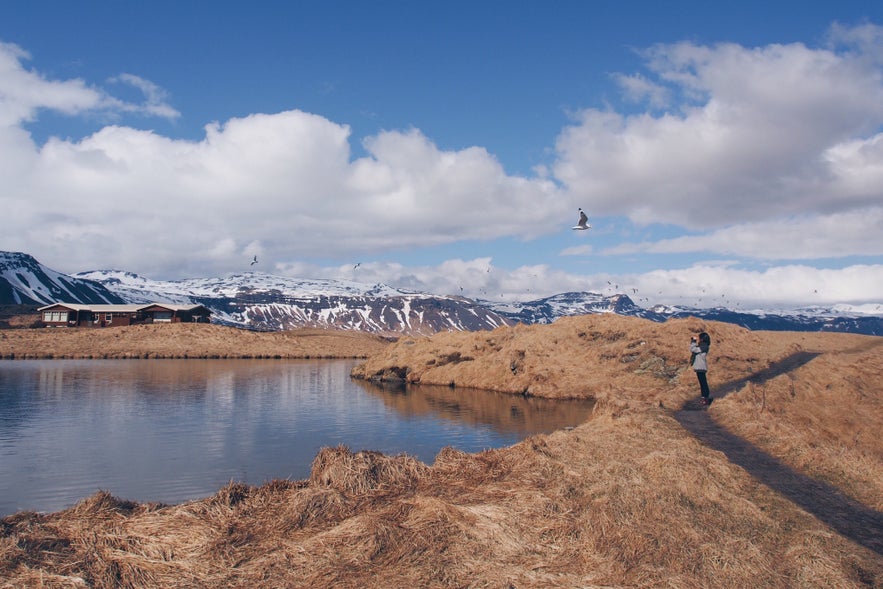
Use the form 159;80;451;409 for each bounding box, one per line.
484;291;669;324
75;269;513;335
2;251;881;335
484;291;882;335
662;305;883;335
74;270;421;302
0;252;124;306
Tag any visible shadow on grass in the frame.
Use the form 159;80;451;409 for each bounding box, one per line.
675;351;883;556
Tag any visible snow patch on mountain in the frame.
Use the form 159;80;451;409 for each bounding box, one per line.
76;268;512;335
74;270;417;301
1;252;123;306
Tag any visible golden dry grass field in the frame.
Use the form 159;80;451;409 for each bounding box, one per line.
1;315;882;588
0;322;391;359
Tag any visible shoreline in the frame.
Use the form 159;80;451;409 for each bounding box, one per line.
1;352;372;359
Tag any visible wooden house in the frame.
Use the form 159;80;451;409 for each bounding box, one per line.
38;303;211;328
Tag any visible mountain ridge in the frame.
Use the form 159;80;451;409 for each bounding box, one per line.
0;251;124;306
2;251;881;335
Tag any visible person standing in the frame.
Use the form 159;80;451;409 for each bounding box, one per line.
690;332;712;405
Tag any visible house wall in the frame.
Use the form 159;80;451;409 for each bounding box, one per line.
107;313;134;327
141;306;211;324
40;305;211;327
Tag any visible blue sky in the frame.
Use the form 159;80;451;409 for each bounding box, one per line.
2;1;882;311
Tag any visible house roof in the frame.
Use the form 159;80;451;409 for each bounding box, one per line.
38;303;210;313
39;303;144;312
139;303;210;312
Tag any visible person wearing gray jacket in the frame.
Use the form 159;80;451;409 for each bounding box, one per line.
690;332;712;405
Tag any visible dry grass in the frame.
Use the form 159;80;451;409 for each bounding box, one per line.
714;338;883;511
2;314;882;587
352;314;868;405
0;323;391;359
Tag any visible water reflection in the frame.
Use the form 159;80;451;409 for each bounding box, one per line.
356;381;595;436
0;359;593;516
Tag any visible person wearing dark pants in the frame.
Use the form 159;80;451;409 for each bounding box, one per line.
690;332;712;404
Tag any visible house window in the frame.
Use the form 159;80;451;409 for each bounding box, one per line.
154;311;173;323
43;311;68;322
105;313;113;321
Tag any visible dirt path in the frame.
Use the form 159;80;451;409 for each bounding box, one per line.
675;349;883;557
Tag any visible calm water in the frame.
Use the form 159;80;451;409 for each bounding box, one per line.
0;359;593;516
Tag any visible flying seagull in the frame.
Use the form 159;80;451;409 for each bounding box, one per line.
250;256;258;266
572;208;591;230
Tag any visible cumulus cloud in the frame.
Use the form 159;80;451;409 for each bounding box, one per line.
603;207;883;259
553;25;883;233
2;105;564;278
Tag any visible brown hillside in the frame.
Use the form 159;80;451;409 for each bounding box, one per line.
352;314;869;404
354;313;883;520
1;314;881;587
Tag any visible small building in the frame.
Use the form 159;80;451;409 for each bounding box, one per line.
139;304;212;324
38;303;211;327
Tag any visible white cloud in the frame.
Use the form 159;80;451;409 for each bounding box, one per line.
827;20;883;59
560;244;594;257
275;257;883;310
0;42;178;126
108;73;181;119
288;257;598;301
0;42;105;125
823;133;883;203
1;103;565;277
613;73;670;109
603;207;883;259
554;25;883;231
628;263;883;308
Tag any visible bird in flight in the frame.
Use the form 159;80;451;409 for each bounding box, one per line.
250;256;258;266
572;208;591;230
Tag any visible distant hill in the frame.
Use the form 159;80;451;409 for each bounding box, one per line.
0;251;124;306
2;250;881;335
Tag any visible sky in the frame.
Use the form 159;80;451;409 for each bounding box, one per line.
2;1;883;312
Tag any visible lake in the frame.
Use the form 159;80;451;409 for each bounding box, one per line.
0;359;594;516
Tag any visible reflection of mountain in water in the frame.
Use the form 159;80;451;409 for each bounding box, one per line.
354;380;596;436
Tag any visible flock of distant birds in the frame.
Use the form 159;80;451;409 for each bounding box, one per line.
241;209;831;308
